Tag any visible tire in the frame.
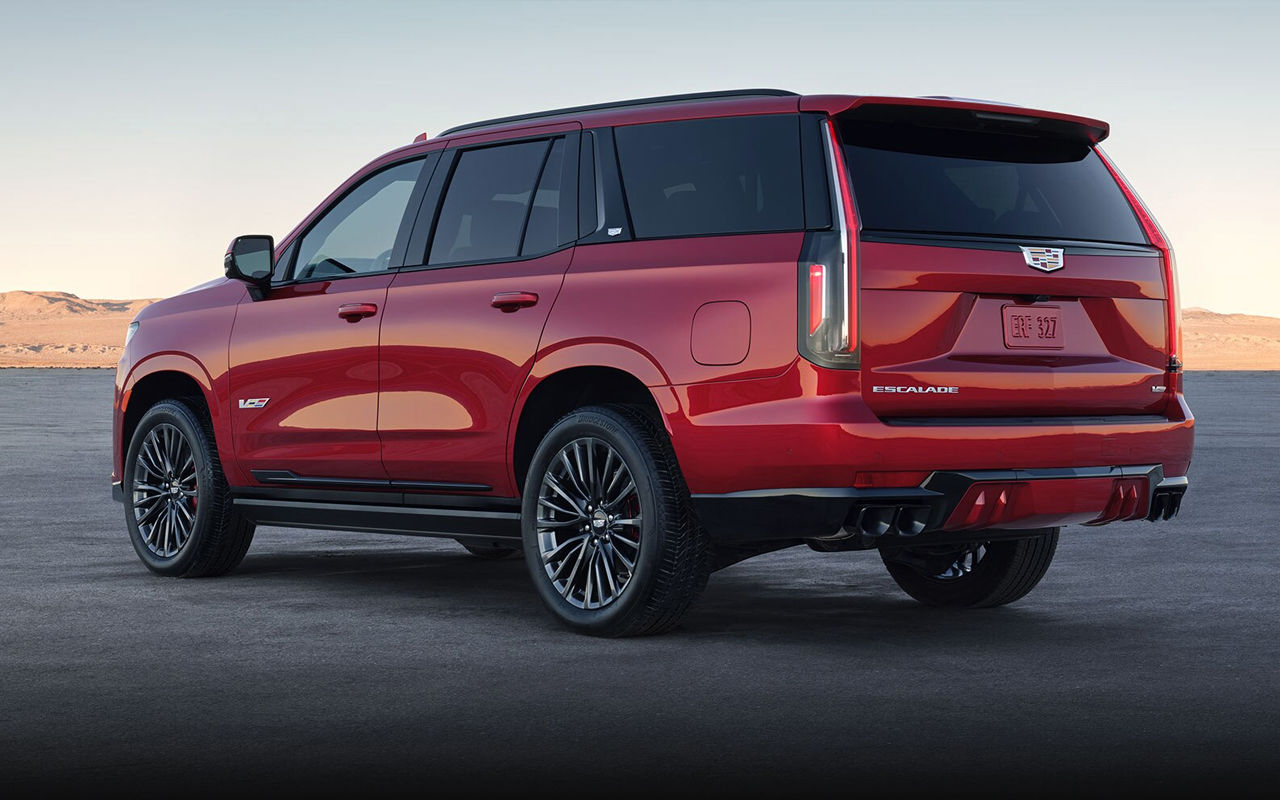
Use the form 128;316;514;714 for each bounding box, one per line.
123;398;255;577
458;540;520;560
879;528;1059;608
521;404;709;637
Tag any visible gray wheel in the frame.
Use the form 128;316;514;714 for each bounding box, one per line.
521;405;709;637
131;422;199;558
124;399;255;577
534;435;642;610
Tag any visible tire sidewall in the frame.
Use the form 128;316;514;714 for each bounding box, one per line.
521;409;669;634
123;401;216;576
881;530;1057;608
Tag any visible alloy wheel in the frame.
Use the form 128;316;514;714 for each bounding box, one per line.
131;423;198;558
535;437;642;610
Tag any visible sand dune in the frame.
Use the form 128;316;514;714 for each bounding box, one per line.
1182;308;1280;370
0;291;157;368
0;290;1276;369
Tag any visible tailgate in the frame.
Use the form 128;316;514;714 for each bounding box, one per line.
834;101;1171;420
859;239;1168;418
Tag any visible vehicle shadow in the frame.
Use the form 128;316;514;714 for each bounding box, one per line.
228;541;1133;650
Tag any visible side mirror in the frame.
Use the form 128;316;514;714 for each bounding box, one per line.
224;235;274;296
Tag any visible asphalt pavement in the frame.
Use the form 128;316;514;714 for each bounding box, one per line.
1;369;1277;795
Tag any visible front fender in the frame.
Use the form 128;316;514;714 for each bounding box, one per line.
115;353;237;485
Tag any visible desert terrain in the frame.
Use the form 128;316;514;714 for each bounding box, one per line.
0;291;157;368
0;290;1277;369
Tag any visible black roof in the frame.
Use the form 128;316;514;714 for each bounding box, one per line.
437;88;798;137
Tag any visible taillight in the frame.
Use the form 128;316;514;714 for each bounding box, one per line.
1097;148;1181;371
798;119;860;368
807;263;825;335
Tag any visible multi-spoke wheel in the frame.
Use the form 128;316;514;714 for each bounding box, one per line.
879;528;1060;608
536;436;642;610
123;399;255;577
132;423;199;558
522;405;709;637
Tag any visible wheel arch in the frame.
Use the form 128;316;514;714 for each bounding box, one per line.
120;356;221;478
510;365;665;493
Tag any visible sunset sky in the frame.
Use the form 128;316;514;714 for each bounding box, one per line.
1;0;1276;316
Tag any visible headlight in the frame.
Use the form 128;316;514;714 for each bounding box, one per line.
125;321;139;346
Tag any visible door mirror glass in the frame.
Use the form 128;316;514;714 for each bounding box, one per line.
224;235;275;283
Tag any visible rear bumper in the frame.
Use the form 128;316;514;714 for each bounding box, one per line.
692;465;1188;543
659;358;1194;496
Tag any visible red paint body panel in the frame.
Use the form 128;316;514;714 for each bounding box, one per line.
112;278;246;486
663;358;1192;495
378;249;573;495
227;274;393;482
857;242;1170;418
540;235;804;388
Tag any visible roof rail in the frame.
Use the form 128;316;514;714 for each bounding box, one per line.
435;88;798;138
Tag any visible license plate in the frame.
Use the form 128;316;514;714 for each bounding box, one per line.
1002;305;1063;349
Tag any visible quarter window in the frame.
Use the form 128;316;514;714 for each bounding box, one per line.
613;115;805;239
293;159;423;280
271;240;297;282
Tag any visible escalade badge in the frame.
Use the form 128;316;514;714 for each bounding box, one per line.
1021;246;1064;273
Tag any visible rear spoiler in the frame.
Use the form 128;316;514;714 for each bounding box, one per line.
800;95;1109;144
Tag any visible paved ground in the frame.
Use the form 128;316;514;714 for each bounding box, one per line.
1;370;1277;795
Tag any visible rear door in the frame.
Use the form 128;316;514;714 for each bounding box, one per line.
378;127;580;496
837;107;1168;419
228;157;430;482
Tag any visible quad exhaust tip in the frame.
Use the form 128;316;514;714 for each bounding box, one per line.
846;505;931;537
1147;487;1185;522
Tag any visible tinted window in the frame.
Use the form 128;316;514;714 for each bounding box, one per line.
613;115;804;238
521;138;567;256
293;159;422;280
271;240;296;282
840;120;1146;244
430;140;549;265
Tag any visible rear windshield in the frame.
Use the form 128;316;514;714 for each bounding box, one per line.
840;119;1147;245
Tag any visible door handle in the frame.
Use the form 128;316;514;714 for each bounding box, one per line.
491;291;539;313
337;302;378;322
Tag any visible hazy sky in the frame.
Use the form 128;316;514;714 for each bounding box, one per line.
1;0;1277;315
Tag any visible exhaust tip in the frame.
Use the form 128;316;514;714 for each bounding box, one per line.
848;505;932;537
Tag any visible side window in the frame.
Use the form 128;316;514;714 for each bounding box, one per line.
271;240;296;282
293;159;423;280
613;115;804;239
429;140;550;266
520;138;567;256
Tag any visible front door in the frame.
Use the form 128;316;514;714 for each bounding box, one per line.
229;157;427;483
379;132;579;496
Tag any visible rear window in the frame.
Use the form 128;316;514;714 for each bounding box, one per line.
614;115;804;239
840;119;1147;245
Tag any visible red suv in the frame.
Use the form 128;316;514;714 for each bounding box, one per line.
112;90;1193;636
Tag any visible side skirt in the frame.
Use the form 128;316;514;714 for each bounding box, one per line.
230;489;522;545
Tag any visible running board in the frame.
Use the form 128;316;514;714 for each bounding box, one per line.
231;497;521;542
